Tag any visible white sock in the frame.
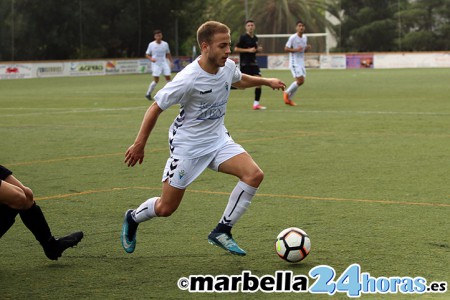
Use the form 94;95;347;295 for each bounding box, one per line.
219;181;257;227
146;81;157;95
132;197;158;223
253;101;259;106
286;81;299;96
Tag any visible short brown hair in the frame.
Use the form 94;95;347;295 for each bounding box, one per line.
197;21;230;47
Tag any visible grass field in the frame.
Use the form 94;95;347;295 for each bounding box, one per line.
0;68;449;299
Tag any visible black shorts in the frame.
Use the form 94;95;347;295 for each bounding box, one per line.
240;65;261;76
0;165;13;185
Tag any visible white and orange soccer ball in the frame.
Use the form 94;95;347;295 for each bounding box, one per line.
275;227;311;263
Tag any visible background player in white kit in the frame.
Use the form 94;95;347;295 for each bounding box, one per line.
283;20;311;106
145;30;173;101
121;21;286;256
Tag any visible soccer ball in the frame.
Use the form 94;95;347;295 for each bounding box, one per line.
275;227;311;263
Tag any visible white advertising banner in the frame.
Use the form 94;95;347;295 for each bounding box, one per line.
0;52;448;80
306;55;320;69
69;61;106;76
268;55;290;70
268;54;320;69
374;53;450;69
105;59;150;75
138;59;152;74
0;64;33;80
320;55;346;69
32;62;69;78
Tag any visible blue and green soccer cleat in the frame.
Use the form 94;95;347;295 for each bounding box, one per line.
121;209;137;253
208;232;246;256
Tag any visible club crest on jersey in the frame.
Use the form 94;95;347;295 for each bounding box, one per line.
179;170;186;179
225;82;229;91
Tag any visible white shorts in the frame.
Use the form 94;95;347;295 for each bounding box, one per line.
151;62;171;77
162;140;246;189
290;64;306;79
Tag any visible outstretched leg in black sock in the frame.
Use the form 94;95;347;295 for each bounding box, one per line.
0;205;19;238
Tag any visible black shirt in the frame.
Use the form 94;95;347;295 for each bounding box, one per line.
236;33;259;66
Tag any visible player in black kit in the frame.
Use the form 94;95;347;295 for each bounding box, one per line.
0;165;83;260
234;20;266;110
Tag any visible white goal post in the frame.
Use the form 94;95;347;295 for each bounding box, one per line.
257;33;329;54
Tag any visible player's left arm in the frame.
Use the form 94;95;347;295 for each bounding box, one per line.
166;52;174;66
233;74;285;90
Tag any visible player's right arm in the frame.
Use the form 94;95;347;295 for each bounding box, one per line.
146;54;156;62
233;74;286;90
234;46;256;53
234;35;256;53
284;45;304;53
284;35;300;52
145;43;156;62
124;102;163;167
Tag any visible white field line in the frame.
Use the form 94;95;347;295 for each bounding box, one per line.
265;109;450;116
0;106;148;117
1;106;449;117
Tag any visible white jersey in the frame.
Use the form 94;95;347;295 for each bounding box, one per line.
155;58;242;159
285;34;308;67
145;41;170;65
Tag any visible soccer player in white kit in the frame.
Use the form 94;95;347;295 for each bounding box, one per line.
283;20;311;106
121;21;286;256
145;30;173;101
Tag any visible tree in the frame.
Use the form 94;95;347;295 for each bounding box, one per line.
0;0;81;61
0;0;14;61
2;0;449;61
338;0;406;52
0;0;208;61
397;0;450;51
206;0;339;53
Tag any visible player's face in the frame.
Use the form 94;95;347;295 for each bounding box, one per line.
206;32;231;67
296;23;305;34
246;22;255;34
154;33;163;42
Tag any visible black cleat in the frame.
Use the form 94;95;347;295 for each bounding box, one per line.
44;231;84;260
145;94;153;101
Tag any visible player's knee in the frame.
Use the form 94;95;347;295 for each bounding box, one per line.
155;201;177;217
22;187;33;200
22;187;34;209
10;189;30;210
245;168;264;187
254;168;264;184
156;206;176;217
